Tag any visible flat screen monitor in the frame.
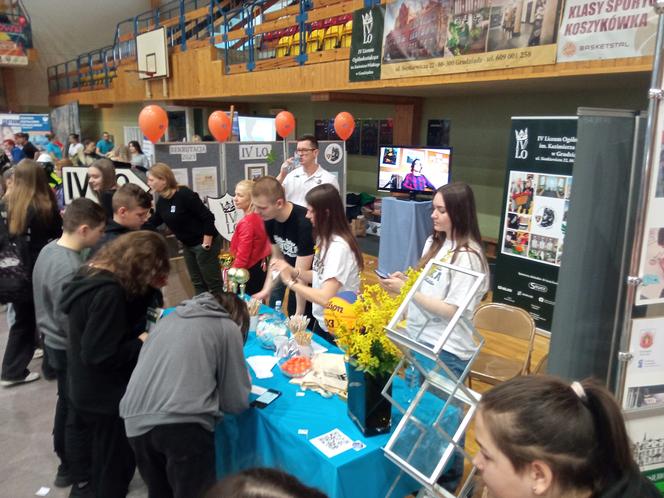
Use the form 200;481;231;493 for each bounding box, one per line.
238;116;276;142
377;146;452;195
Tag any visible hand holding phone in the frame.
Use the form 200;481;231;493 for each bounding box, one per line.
374;269;389;279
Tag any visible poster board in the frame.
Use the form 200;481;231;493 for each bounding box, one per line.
223;141;285;195
493;117;577;332
153;142;224;199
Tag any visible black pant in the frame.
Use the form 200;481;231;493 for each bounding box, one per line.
77;410;135;498
129;423;215;498
244;259;267;296
46;346;92;483
1;299;37;380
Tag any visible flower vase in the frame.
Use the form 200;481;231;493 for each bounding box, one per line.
345;362;392;436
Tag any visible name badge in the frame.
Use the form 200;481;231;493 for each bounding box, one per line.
170;205;176;213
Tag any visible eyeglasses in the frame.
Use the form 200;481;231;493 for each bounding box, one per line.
296;148;316;153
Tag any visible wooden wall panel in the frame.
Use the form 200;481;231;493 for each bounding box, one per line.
49;44;652;108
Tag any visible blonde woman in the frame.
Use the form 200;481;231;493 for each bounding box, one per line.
87;158;118;219
1;159;62;386
230;180;271;295
146;163;222;295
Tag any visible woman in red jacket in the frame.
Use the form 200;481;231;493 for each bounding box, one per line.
230;180;271;295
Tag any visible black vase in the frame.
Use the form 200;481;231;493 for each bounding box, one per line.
346;363;392;436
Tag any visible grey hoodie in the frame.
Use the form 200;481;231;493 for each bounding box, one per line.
119;292;250;438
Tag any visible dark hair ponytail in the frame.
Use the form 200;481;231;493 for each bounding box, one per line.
479;375;638;496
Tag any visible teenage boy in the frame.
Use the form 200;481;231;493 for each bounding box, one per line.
252;176;314;316
90;183;152;255
120;292;250;498
276;134;339;207
32;198;107;496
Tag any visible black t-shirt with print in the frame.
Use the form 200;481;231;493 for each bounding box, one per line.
265;203;314;266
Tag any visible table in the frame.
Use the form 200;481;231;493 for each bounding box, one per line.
214;330;419;498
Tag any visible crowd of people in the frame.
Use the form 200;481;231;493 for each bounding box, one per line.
0;131;659;498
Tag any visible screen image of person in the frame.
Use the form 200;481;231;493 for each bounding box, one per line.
401;158;435;191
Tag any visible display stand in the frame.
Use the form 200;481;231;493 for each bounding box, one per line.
380;260;485;498
378;197;433;274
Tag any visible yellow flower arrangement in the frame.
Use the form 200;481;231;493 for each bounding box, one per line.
334;268;421;377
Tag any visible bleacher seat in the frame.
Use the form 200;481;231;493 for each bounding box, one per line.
290;31;302;56
306;29;324;53
322;25;341;50
341;20;353;48
276;35;291;57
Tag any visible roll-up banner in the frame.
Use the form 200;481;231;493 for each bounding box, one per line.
493;117;577;331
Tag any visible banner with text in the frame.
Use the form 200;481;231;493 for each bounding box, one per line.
636;61;664;305
349;6;385;81
379;0;559;80
0;21;30;67
493;117;577;331
557;0;657;62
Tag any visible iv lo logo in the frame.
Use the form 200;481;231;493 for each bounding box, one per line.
362;11;373;44
514;128;528;159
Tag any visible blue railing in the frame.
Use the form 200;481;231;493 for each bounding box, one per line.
47;0;376;95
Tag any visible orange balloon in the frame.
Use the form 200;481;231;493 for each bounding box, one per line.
208;111;232;142
334;112;355;141
275;111;295;139
138;105;168;143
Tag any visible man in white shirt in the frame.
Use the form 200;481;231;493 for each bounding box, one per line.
276;134;339;207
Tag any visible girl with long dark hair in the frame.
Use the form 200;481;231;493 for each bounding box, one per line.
1;159;62;386
61;231;170;498
475;375;660;498
128;140;149;172
273;183;363;343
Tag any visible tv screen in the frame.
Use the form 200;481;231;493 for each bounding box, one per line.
238;116;276;142
377;146;451;194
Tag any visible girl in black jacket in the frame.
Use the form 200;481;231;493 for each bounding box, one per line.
61;231;170;498
1;159;62;386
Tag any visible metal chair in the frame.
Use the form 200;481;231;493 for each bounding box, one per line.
469;302;536;387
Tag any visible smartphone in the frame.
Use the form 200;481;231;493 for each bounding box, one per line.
251;388;281;409
374;269;390;279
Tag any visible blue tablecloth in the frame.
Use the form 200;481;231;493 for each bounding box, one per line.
215;330;420;498
378;197;433;274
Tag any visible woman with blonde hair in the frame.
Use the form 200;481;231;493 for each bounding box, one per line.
229;180;271;295
61;230;170;498
146;162;222;295
87;158;118;219
1;159;62;386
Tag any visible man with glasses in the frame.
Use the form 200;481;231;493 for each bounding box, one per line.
277;134;339;207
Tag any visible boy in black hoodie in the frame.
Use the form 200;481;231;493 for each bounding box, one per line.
61;231;170;498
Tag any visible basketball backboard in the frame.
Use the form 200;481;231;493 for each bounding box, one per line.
136;27;169;79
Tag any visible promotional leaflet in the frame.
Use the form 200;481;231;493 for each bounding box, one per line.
493;117;577;331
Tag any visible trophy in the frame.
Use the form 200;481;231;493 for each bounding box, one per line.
228;268;250;297
218;252;235;292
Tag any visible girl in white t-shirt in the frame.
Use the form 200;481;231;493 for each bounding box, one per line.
272;183;363;344
380;182;489;377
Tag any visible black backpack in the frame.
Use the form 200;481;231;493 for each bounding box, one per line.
0;207;31;304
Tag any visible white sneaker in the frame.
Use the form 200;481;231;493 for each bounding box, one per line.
33;348;44;359
1;372;40;387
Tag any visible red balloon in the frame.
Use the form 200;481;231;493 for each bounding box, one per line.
208;111;232;142
275;111;295;139
138;105;168;143
334;112;355;141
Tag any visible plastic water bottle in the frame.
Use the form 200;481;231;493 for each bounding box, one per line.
404;362;419;404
